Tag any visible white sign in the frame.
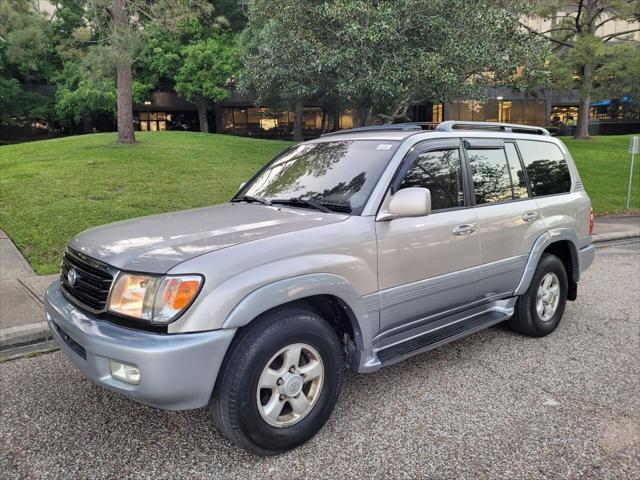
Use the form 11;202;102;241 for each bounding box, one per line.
627;136;638;209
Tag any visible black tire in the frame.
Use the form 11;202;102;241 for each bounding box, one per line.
209;307;343;456
508;253;568;337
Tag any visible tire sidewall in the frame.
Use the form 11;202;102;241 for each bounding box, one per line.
231;313;343;453
526;254;568;335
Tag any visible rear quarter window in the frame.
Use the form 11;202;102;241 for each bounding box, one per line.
516;140;571;196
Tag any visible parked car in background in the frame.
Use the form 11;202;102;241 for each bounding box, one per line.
45;121;594;455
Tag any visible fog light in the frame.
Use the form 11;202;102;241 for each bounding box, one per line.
109;359;140;385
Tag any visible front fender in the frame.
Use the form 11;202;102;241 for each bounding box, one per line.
222;273;380;373
222;273;364;328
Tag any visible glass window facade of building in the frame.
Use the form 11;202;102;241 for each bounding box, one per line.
135;111;199;132
446;99;547;126
220;107;354;138
550;105;579;127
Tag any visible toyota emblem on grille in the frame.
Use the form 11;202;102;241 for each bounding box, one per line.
67;268;78;286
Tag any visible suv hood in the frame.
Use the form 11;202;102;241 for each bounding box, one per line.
69;203;347;273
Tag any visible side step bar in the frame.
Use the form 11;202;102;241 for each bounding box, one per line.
376;309;511;365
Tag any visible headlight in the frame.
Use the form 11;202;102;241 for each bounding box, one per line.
108;273;203;324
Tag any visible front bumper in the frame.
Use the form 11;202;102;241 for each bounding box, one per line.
45;281;236;410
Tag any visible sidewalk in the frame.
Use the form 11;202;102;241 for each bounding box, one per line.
0;230;57;349
1;217;639;351
592;215;640;243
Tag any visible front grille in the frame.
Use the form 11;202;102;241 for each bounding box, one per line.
60;248;115;312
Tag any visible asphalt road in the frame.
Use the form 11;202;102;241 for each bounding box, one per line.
1;242;639;479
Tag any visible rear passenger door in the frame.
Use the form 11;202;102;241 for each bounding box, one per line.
515;139;583;235
465;138;541;297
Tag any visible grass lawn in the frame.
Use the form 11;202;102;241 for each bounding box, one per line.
561;135;639;214
0;132;292;274
0;131;638;275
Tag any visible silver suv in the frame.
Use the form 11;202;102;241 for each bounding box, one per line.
45;121;595;455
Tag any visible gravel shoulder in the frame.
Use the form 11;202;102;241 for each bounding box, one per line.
1;243;638;479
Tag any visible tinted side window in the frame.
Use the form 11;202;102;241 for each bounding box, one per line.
467;148;514;204
399;149;464;210
505;143;529;199
517;140;571;196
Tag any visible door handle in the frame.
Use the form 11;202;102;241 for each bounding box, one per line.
522;212;539;223
453;224;477;236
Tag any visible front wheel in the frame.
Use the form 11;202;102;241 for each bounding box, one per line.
209;307;343;455
508;253;568;337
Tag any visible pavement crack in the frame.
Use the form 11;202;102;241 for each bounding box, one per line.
16;278;44;305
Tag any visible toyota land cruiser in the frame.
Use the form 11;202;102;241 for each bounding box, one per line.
45;121;595;455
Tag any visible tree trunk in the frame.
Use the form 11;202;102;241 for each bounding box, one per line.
544;89;553;128
293;101;303;141
331;104;340;132
82;114;92;134
321;107;328;133
575;64;592;140
354;105;368;127
113;0;135;144
197;100;209;133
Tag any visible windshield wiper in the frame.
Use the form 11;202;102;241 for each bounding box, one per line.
232;195;273;207
271;197;333;213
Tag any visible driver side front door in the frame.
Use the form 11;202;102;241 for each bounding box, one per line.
375;140;481;334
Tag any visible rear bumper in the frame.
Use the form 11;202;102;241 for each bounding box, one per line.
44;281;236;410
578;244;595;276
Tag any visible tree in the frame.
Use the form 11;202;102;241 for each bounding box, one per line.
238;1;323;141
522;0;640;139
85;0;214;143
137;17;237;134
239;0;550;133
0;0;57;126
54;48;117;128
174;35;239;133
212;0;247;32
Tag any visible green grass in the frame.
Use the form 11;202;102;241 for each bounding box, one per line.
0;132;293;274
0;131;638;275
561;135;639;214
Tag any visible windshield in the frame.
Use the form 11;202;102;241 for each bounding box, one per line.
235;140;399;215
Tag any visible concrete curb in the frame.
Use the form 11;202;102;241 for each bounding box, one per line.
592;232;640;244
0;340;59;362
0;321;53;351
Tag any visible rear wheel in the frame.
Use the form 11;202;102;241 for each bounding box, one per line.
509;253;568;337
210;307;343;455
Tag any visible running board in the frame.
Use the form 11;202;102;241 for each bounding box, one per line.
375;308;512;365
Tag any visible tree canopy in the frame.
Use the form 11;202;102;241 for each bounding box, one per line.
2;0;637;143
175;35;239;132
239;0;550;131
523;0;640;138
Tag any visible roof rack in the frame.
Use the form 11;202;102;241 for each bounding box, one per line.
320;122;438;137
435;120;550;136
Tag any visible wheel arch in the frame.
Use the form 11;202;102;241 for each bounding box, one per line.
542;240;579;300
515;229;581;300
222;273;375;368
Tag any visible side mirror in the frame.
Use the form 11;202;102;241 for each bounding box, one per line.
239;182;246;190
384;187;431;219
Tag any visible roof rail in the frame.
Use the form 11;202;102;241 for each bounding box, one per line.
435;120;550;136
320;122;438;137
